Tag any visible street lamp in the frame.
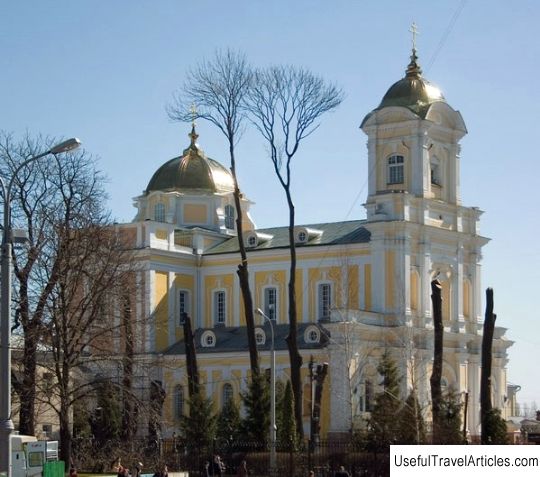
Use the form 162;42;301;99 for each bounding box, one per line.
255;308;276;473
0;138;81;476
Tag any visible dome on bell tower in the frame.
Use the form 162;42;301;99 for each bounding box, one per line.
378;49;445;116
362;48;447;126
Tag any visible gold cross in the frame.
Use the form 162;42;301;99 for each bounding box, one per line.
409;22;419;51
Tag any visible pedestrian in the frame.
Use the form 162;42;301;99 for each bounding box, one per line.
212;455;224;477
153;465;168;477
236;460;248;477
334;466;350;477
133;462;143;477
204;461;211;477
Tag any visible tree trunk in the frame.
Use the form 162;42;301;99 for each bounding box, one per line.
121;294;136;440
58;380;72;465
229;141;260;378
183;313;199;397
284;192;304;438
430;279;443;444
481;288;495;444
18;329;38;435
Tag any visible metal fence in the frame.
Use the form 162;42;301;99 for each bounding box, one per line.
73;437;389;477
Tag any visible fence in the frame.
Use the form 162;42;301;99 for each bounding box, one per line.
72;437;389;477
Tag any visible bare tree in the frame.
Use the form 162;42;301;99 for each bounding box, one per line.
1;133;140;463
248;66;343;436
46;225;138;463
167;49;261;379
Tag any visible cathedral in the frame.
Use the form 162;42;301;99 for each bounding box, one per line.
119;47;513;439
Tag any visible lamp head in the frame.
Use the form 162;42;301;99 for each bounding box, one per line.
50;138;81;154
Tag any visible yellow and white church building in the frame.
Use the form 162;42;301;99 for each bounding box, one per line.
119;49;512;439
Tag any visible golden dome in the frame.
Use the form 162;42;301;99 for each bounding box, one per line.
145;126;234;194
378;50;445;117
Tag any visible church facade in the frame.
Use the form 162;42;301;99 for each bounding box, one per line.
119;49;512;439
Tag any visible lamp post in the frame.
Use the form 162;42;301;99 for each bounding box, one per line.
255;308;276;473
0;138;81;476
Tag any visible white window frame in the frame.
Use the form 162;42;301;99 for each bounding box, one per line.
201;330;216;347
154;202;166;222
224;204;235;230
387;155;404;185
263;286;278;321
178;289;190;325
317;282;332;321
213;290;226;324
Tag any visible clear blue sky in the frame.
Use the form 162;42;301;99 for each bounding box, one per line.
2;1;539;406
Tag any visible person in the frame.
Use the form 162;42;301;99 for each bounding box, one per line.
334;466;350;477
204;461;211;477
212;455;224;477
153;465;168;477
133;462;143;477
308;471;315;477
236;460;248;477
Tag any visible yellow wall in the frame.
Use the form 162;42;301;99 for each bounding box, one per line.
410;270;419;311
184;203;207;223
154;271;169;351
155;228;168;240
364;264;372;311
463;279;470;318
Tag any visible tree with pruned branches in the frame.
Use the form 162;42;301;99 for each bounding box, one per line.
247;66;343;437
167;49;261;381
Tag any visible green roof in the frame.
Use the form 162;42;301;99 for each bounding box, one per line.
204;220;370;255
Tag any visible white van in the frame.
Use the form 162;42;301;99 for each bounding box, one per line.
11;435;59;477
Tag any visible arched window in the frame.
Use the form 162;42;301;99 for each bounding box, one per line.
222;383;234;408
154;202;165;222
174;385;184;419
387;155;404;185
224;205;235;230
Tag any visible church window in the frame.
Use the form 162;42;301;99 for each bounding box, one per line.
225;205;235;229
264;287;277;320
222;383;234;408
178;290;190;325
214;290;226;324
154;202;166;222
174;385;184;419
317;283;332;321
387;155;404;185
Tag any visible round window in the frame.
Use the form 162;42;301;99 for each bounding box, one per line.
298;231;307;242
248;235;257;247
